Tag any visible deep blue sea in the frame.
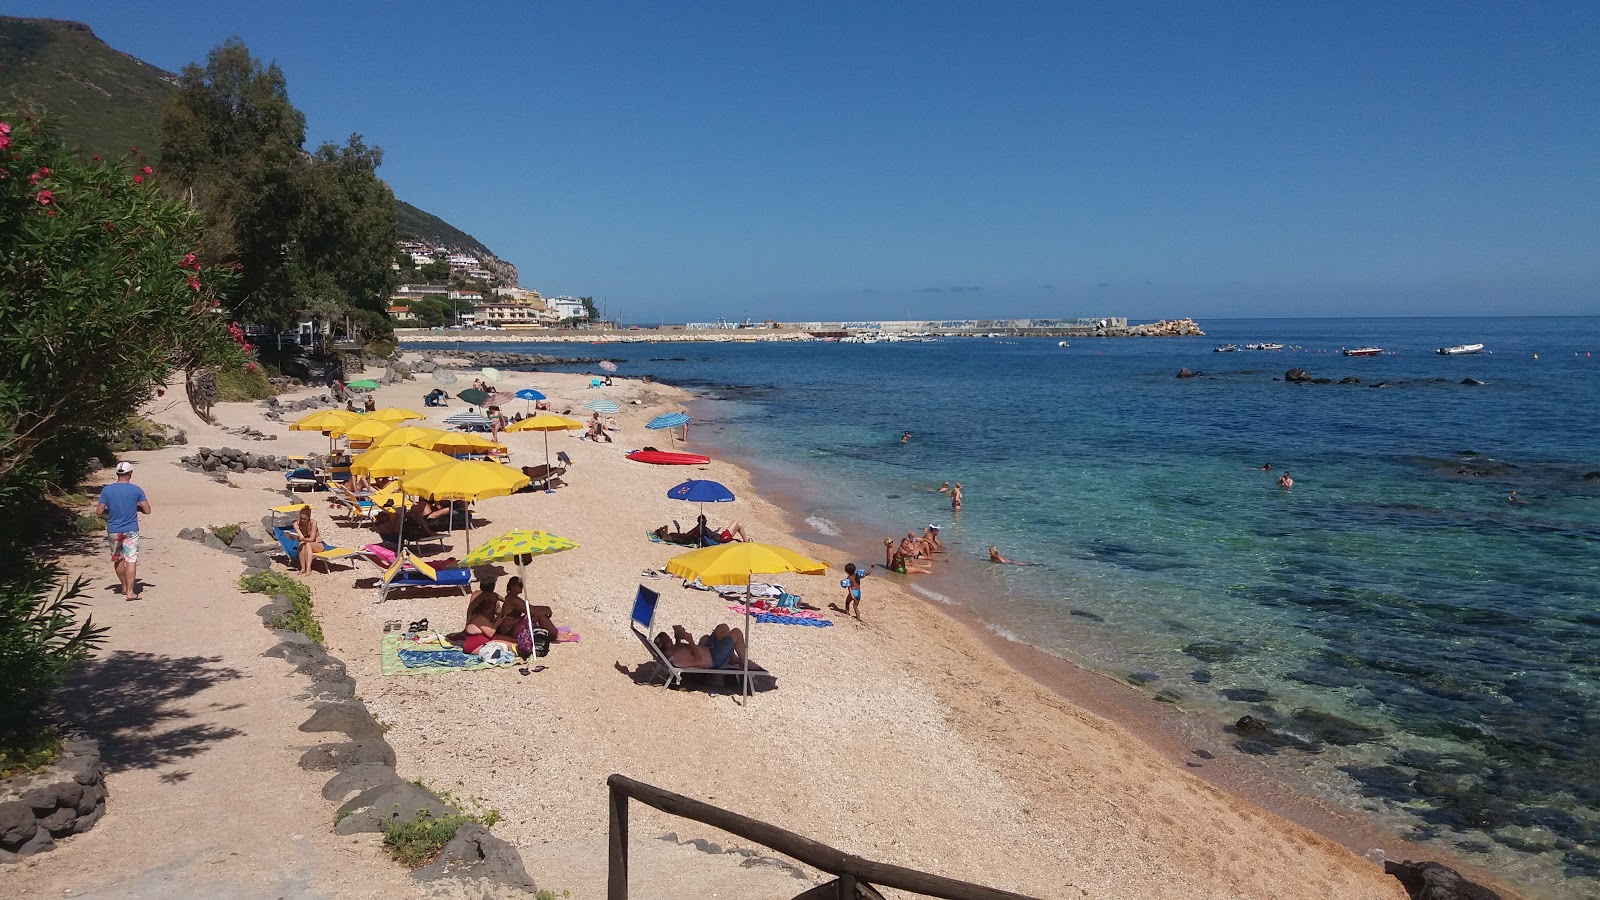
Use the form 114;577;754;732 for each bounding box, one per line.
418;316;1600;897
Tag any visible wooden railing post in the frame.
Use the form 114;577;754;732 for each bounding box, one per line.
608;780;629;900
839;872;858;899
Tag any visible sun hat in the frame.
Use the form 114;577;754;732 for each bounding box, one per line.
115;461;134;474
927;524;940;531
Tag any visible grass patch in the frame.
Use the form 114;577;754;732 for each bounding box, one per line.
216;365;275;402
74;513;107;534
382;808;475;868
238;570;323;645
0;725;64;779
536;891;572;900
209;523;242;544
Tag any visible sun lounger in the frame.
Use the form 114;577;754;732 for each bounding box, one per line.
272;526;369;574
629;585;762;691
330;482;400;524
377;550;472;603
285;467;325;492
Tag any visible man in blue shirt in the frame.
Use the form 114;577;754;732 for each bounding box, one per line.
96;462;151;600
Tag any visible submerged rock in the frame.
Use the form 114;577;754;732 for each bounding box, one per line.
1383;859;1502;900
1285;368;1311;383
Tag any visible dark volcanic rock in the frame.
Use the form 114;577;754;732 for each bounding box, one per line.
414;823;538;891
1461;378;1486;386
1182;642;1240;663
1338;376;1362;384
1384;859;1501;900
1176;368;1199;379
1287;708;1384;745
1285;368;1311;383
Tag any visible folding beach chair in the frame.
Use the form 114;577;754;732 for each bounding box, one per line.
628;585;762;692
272;527;370;574
376;550;473;603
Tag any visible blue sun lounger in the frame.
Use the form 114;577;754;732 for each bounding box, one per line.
629;585;763;691
272;527;368;574
377;551;473;603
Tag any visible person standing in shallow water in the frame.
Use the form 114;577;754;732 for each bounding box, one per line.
951;481;963;511
1278;473;1294;491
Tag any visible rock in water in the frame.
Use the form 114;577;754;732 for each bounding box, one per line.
1383;859;1501;900
1461;378;1485;386
1176;368;1198;379
1285;368;1311;383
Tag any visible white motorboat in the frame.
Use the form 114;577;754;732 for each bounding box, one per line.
1213;344;1239;352
1246;342;1284;351
1437;343;1485;356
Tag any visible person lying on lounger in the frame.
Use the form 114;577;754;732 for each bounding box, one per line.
653;623;746;670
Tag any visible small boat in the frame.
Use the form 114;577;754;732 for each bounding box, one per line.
1437;343;1484;356
1342;346;1384;357
1246;342;1284;351
1213;344;1239;353
1057;341;1070;348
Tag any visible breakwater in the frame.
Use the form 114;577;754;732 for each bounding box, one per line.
398;317;1204;343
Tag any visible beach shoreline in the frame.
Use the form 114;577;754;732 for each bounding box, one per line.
678;390;1525;900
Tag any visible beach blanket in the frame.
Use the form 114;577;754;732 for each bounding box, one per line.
380;633;518;676
753;612;833;627
728;600;821;619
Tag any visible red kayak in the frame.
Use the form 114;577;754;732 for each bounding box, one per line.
626;450;710;466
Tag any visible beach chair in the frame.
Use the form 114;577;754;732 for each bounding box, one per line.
377;550;472;603
272;527;369;574
330;482;400;524
285;467;324;492
628;585;762;692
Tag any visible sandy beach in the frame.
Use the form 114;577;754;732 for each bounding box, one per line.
15;363;1422;899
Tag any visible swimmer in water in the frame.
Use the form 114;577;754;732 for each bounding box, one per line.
1260;463;1272;471
937;481;950;494
901;431;911;444
1508;491;1528;504
1277;473;1294;491
988;547;1034;566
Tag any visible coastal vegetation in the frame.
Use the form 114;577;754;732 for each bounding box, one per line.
0;108;241;764
239;570;324;645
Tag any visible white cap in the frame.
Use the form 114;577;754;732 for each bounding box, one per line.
115;461;134;474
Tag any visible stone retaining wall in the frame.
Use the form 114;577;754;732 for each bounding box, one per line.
0;738;106;861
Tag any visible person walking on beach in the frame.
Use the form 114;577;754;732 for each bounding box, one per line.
841;562;868;621
96;461;150;600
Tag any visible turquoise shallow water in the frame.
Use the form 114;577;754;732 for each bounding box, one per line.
421;316;1600;897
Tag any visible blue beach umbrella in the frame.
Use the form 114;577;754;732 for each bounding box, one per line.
515;388;546;414
667;478;735;546
584;399;621;414
648;411;692;446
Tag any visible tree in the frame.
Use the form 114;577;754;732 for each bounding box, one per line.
410;297;451;328
159;38;307;325
419;259;450;283
293;135;398;329
0;109;239;746
579;296;598;321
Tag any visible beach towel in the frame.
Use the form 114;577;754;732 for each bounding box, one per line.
753;613;833;627
381;633;518;676
731;604;827;620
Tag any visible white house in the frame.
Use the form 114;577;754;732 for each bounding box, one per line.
548;297;588;321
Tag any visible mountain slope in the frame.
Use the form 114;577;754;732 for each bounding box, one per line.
0;16;174;158
0;16;514;281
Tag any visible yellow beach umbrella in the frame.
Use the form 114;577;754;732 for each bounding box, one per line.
429;432;507;456
399;461;530;552
367;407;426;423
349;445;454;478
504;415;583;491
665;542;828;699
289;408;363;453
373;425;448;449
330;418;396;443
459;529;578;646
289;409;362;432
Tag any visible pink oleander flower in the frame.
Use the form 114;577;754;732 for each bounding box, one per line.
181;252;198;270
28;172;40;184
133;174;143;184
0;123;10;135
187;275;202;291
39;166;49;175
246;362;257;373
36;190;53;205
0;136;9;151
92;155;101;162
141;165;153;175
105;221;117;231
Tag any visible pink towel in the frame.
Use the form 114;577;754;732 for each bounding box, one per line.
730;604;825;620
364;544;397;566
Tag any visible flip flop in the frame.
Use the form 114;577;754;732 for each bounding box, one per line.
384;620;402;633
406;618;429;633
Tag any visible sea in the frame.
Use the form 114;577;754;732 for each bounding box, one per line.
418;316;1600;898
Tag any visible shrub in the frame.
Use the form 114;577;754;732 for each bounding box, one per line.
215;363;274;401
209;523;242;544
0;724;62;779
0;568;109;746
382;808;474;868
238;570;323;645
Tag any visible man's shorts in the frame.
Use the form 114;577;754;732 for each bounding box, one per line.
108;531;139;564
708;635;736;669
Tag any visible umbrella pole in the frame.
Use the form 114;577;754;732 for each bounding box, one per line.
743;570;752;703
543;430;554;494
519;556;533;659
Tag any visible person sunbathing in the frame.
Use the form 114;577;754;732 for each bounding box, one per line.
495;577;561;643
882;539;930;574
459;576;502;650
653;623;745;670
289;506;326;576
921;525;944;554
899;533;926;560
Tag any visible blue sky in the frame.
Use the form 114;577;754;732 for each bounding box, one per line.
18;2;1600;321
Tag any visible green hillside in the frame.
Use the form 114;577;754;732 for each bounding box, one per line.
0;16;174;158
395;199;493;259
0;16;505;267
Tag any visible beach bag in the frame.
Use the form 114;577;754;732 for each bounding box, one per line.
515;620;552;658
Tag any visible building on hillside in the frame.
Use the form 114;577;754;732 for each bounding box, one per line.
548;296;588;322
472;300;555;327
464;268;494;282
394;283;449;300
387;304;417;322
449;289;483;303
497;287;543;304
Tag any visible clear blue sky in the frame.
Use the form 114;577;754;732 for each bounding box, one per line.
19;2;1600;321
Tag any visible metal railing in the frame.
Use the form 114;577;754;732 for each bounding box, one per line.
607;774;1037;900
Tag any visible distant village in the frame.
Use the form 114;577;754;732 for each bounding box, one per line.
388;240;590;329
